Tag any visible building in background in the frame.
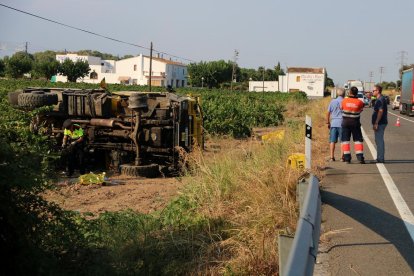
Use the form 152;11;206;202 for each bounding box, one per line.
248;67;326;98
55;53;188;87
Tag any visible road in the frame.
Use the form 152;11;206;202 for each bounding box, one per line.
317;106;414;275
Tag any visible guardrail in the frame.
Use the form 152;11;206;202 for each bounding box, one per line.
278;175;322;276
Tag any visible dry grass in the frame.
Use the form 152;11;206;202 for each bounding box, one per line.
179;97;331;274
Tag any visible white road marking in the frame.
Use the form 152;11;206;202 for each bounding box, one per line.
362;127;414;242
388;110;414;123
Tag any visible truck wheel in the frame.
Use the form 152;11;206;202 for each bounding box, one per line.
8;91;22;106
120;163;160;178
17;93;58;109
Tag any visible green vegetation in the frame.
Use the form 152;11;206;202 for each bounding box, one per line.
188;60;286;89
0;79;307;137
0;79;314;274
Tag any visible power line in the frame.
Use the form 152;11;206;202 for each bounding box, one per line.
0;3;196;63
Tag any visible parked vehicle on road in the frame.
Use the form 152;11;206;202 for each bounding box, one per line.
392;95;401;110
400;68;414;116
357;92;370;106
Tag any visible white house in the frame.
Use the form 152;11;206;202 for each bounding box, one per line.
248;67;326;98
55;53;188;88
248;81;278;92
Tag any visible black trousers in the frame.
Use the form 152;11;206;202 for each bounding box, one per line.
341;119;364;162
66;143;85;175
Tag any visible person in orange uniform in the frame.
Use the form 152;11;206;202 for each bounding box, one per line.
341;86;365;164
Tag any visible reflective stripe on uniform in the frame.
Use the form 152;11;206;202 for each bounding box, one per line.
342;97;364;118
354;141;364;154
341;141;351;154
64;128;84;139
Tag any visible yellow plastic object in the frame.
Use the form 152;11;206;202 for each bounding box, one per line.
261;129;285;142
79;172;106;185
287;153;305;169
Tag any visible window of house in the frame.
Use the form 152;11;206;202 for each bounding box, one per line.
90;71;98;79
134;65;137;71
182;80;185;87
296;76;300;82
132;79;137;85
176;79;179;87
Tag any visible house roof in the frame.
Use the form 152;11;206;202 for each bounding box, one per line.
287;67;325;74
143;56;186;66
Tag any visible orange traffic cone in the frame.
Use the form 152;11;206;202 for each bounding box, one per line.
395;117;401;127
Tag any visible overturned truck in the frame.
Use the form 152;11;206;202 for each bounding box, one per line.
9;87;203;177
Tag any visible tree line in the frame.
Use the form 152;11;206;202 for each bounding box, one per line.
187;60;287;89
0;50;135;82
0;49;336;89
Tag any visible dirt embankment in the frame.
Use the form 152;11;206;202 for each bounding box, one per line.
43;175;183;215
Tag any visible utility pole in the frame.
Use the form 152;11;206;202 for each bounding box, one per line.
399;50;408;71
262;67;265;95
230;49;239;91
399;50;408;80
369;71;373;83
149;42;153;92
379;66;384;84
25;42;28;54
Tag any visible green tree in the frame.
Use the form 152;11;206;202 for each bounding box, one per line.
325;71;334;87
121;54;134;59
5;51;34;78
33;51;60;80
188;60;233;88
274;62;285;81
0;58;5;77
58;59;90;82
76;50;120;60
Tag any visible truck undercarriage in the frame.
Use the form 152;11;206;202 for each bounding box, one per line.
9;87;203;177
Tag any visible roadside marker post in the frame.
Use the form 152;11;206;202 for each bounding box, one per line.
305;115;312;169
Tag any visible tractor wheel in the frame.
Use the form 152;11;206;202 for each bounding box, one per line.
8;91;22;106
120;163;160;178
17;92;58;109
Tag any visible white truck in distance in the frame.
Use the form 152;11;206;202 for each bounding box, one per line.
344;80;364;93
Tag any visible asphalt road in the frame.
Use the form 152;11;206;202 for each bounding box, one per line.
317;105;414;276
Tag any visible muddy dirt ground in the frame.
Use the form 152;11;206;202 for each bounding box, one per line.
43;174;184;215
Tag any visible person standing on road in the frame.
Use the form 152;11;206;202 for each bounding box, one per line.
341;86;366;164
372;85;388;163
62;119;86;177
327;88;345;161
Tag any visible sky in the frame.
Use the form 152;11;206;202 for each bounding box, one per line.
0;0;413;85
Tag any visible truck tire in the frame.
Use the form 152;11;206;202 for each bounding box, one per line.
17;93;58;109
120;163;160;178
8;91;22;106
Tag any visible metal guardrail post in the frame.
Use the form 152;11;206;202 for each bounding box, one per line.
279;175;321;276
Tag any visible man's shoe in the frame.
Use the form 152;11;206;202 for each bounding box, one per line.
359;160;366;164
376;159;384;163
329;157;335;162
346;160;351;164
